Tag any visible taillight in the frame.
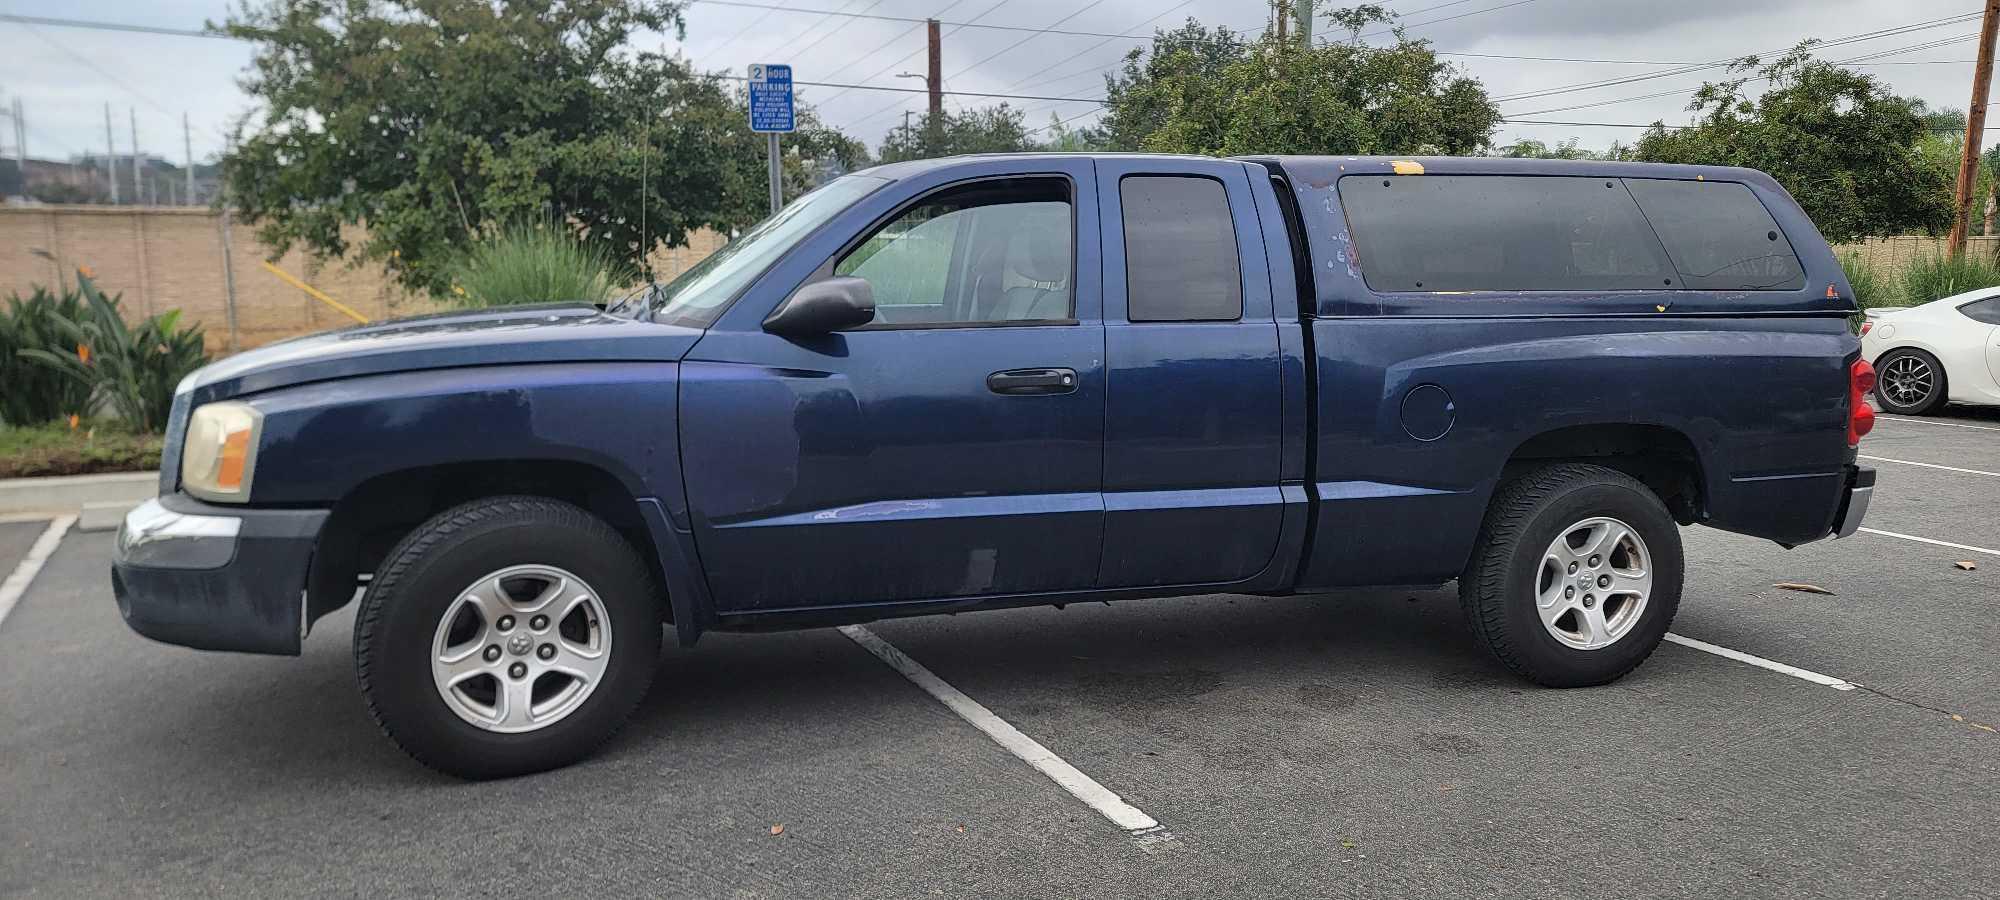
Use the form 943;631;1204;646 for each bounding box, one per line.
1858;321;1872;337
1849;359;1876;446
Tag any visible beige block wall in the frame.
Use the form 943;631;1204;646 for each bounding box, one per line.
10;203;1978;358
1;205;728;356
1830;235;2000;276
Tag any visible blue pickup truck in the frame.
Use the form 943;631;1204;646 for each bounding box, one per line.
113;154;1877;777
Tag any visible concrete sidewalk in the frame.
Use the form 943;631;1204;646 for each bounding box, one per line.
0;472;154;531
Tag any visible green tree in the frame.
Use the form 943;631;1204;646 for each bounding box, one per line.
1496;138;1589;159
1039;112;1109;152
1100;7;1498;157
877;104;1038;163
217;0;861;296
1633;45;1951;243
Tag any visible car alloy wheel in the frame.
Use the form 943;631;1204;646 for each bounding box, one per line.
1878;353;1935;410
1533;516;1652;651
430;564;611;734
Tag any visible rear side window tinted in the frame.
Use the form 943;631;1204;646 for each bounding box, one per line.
1121;175;1243;321
1624;179;1804;291
1960;297;2000;325
1338;175;1675;292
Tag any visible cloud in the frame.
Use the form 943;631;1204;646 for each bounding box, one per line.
0;0;1986;164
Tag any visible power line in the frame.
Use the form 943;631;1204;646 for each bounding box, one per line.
1501;117;2000;132
1001;0;1199;94
685;0;1145;41
1508;33;1978;117
1361;0;1545;39
1443;50;1977;65
946;0;1113;82
1496;13;1976;104
691;0;794;66
766;0;885;62
1024;103;1104;137
1393;0;1496;19
845;0;1017;121
10;20;181;121
818;0;973;84
714;73;1104;106
0;13;223;39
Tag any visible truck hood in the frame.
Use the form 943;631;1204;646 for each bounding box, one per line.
181;304;704;403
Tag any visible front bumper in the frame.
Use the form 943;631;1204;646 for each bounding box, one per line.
1832;466;1875;539
111;494;329;655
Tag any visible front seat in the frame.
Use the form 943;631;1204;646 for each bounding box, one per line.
987;225;1069;321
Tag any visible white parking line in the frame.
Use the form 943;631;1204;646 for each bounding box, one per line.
0;512;66;525
1874;415;2000;433
1859;455;2000;478
837;624;1166;838
1664;632;1859;691
1857;527;2000;559
0;515;77;632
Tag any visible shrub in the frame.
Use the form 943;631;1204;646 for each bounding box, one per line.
444;223;625;308
0;283;96;427
1899;250;2000;307
1839;252;1892;310
1839;252;1893;332
20;275;209;433
0;419;163;478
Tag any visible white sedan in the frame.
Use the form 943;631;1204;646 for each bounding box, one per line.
1860;288;2000;415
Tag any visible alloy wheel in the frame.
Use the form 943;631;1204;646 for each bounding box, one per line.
1879;354;1934;409
429;564;611;733
1534;517;1652;651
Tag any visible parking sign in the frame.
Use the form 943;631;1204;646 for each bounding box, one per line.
748;64;795;133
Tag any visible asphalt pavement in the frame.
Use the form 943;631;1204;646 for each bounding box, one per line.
2;410;1996;898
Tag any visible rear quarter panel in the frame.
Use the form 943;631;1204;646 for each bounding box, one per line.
1272;158;1859;588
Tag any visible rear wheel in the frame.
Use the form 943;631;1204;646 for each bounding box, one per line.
1460;464;1682;687
355;497;661;779
1873;348;1946;415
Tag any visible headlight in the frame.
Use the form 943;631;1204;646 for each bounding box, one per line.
181;401;263;502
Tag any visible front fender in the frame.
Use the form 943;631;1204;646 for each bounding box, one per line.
240;363;682;510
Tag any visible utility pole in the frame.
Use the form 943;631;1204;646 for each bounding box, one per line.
129;107;141;206
1949;0;2000;255
105;104;119;204
926;18;942;120
1293;0;1313;45
11;98;25;195
183;113;195;205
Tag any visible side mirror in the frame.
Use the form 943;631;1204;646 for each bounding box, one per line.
762;276;876;336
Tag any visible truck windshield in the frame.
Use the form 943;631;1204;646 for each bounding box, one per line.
622;174;888;327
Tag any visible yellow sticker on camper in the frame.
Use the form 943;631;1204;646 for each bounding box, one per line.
1391;160;1425;175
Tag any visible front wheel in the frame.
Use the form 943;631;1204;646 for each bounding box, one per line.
355;497;661;779
1460;464;1683;688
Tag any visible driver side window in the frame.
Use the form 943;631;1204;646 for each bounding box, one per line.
834;177;1074;326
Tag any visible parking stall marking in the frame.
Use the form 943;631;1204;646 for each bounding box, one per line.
0;515;77;632
1858;455;2000;479
1663;632;1859;691
837;625;1168;841
0;512;71;525
1872;415;2000;433
1856;527;2000;559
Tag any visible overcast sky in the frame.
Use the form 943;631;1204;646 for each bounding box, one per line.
0;0;1991;166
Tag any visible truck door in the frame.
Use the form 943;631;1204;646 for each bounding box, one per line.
679;162;1107;613
1094;158;1286;588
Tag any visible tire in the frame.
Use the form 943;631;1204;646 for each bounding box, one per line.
1459;464;1683;688
355;496;661;779
1873;348;1947;415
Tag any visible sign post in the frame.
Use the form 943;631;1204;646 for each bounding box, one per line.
747;63;795;215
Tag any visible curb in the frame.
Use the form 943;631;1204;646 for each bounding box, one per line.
0;472;156;531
